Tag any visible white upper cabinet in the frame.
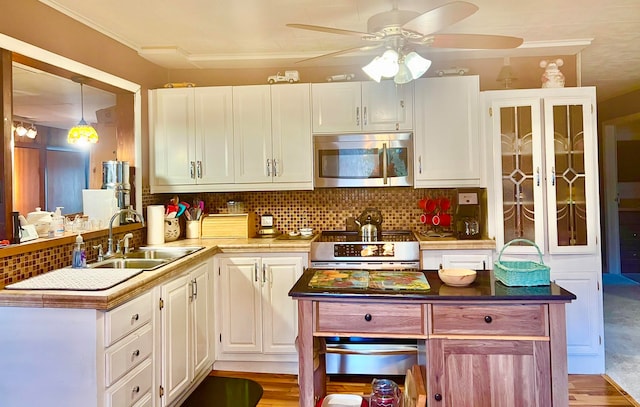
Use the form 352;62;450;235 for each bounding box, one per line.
312;81;413;133
413;75;481;188
149;87;233;192
233;84;313;188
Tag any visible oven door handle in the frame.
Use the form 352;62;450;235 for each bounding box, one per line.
325;345;417;356
382;142;388;185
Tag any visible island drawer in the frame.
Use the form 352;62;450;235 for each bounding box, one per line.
431;304;547;336
315;302;425;335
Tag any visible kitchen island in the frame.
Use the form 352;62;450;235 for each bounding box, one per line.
289;269;576;407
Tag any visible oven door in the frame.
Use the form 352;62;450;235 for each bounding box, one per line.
314;133;413;188
325;337;418;376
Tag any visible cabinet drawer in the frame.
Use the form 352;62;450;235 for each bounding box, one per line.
316;302;425;335
105;324;153;386
105;291;153;346
431;304;547;336
105;359;152;407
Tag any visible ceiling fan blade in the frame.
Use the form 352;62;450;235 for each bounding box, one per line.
402;1;478;35
286;23;372;37
295;44;384;64
428;33;523;49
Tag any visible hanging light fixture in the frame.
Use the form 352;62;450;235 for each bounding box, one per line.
67;77;99;145
15;122;28;137
26;123;38;139
362;48;431;84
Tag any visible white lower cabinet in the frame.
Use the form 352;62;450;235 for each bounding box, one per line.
214;253;307;373
421;249;493;270
159;259;213;406
0;290;155;407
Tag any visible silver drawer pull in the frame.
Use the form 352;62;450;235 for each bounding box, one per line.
132;385;140;393
132;313;139;322
132;349;140;357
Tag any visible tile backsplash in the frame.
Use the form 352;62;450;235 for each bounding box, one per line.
152;187;478;235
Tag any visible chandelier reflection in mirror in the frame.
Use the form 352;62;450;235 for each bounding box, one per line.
67;78;99;145
13;121;37;139
362;48;431;84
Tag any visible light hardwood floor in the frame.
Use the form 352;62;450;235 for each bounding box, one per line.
210;370;640;407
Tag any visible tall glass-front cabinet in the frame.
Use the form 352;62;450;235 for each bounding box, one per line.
482;87;604;374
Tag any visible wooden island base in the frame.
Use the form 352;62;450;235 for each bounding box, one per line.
290;270;575;407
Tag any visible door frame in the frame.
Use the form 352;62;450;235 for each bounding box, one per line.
602;112;640;275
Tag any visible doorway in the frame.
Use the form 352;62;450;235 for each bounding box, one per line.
602;114;640;279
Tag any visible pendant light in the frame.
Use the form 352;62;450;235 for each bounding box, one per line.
67;77;99;145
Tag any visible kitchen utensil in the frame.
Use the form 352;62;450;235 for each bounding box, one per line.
357;208;383;229
355;215;378;241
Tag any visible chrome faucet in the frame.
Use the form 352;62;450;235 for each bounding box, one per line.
106;208;145;258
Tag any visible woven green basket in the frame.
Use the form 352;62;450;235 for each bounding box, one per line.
494;239;550;286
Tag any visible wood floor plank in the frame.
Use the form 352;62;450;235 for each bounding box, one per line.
209;371;639;407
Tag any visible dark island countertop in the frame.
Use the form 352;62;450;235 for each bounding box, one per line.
289;269;576;302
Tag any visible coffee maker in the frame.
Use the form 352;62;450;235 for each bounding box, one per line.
455;190;481;239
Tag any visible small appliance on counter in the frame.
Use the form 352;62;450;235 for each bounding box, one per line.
257;213;280;237
455;190;482;239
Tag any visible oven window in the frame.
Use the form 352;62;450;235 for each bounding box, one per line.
318;148;383;179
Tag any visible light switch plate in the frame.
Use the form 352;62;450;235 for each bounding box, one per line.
458;192;478;205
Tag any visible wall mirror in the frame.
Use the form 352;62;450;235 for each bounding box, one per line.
1;35;142;239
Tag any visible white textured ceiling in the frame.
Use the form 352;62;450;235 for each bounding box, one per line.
36;0;640;102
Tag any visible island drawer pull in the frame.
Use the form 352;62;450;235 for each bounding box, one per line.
484;315;493;323
364;313;372;322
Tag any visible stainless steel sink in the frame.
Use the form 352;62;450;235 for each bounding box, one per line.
89;246;203;270
123;246;203;260
90;258;168;270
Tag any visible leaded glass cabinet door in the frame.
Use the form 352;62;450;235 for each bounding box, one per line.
544;96;598;254
491;98;546;254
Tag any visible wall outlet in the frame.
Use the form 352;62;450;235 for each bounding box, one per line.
458;192;478;205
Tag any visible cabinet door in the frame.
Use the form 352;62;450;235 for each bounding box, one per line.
233;86;273;183
543;95;598;254
261;257;304;354
312;82;361;133
150;88;196;186
414;76;480;187
271;84;313;185
361;81;413;131
195;87;234;184
551;268;604;373
191;261;212;376
218;257;263;354
427;338;551;406
487;95;546;255
160;274;191;405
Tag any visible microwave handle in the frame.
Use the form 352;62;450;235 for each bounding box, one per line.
382;143;388;185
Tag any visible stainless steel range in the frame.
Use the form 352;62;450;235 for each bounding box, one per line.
311;230;420;270
311;230;420;375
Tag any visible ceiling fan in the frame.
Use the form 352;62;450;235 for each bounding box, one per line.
286;1;523;64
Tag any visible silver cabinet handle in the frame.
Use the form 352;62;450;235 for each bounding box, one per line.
551;166;556;186
536;167;541;186
132;349;140;357
192;278;197;300
196;161;202;179
262;264;266;284
273;159;278;177
132;386;140;393
190;161;196;179
418;156;422;174
266;159;271;176
356;106;360;126
254;263;259;282
363;106;367;126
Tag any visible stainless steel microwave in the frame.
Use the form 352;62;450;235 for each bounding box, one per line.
313;133;413;188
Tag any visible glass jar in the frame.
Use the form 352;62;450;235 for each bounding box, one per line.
370;378;400;407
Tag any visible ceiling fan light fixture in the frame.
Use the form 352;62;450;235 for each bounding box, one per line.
362;57;384;82
404;51;431;79
394;63;413;85
379;49;400;78
67;81;99;145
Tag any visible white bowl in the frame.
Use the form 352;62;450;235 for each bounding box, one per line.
299;227;313;236
438;268;477;287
